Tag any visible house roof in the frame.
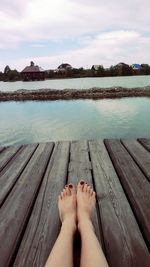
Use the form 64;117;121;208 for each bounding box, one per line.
92;65;103;70
131;64;141;70
58;63;72;69
116;62;129;67
21;62;44;73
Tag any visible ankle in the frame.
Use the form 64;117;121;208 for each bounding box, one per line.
78;217;94;233
61;217;77;233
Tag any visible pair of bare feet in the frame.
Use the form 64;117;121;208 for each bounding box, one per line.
45;180;109;267
58;180;96;233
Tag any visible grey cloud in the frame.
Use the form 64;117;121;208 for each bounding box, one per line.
0;0;150;69
0;0;149;47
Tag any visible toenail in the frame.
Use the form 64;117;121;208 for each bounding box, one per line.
80;181;84;185
69;184;73;188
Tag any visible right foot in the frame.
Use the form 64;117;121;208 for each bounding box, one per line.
77;181;96;231
58;184;77;232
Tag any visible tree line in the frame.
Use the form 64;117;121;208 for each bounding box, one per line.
0;63;150;82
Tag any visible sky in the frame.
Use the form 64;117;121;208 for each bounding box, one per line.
0;0;150;71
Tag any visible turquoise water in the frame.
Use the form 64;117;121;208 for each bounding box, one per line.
0;97;150;146
0;75;150;91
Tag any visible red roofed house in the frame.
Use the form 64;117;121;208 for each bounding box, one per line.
21;61;45;81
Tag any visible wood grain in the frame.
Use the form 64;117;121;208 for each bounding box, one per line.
89;140;150;267
138;138;150;152
0;140;149;267
0;145;21;172
14;142;69;267
0;144;38;206
105;139;150;248
68;140;103;267
0;143;54;267
0;147;5;154
122;139;150;182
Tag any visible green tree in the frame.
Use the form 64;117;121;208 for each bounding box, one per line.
4;65;11;74
7;69;21;81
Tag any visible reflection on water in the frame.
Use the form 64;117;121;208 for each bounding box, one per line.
0;97;150;146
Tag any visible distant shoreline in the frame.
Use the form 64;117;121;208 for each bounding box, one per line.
0;87;150;101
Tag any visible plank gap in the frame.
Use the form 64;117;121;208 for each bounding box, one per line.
120;139;150;183
0;145;22;173
9;143;55;267
88;140;106;253
0;147;6;154
66;142;71;185
104;139;150;250
0;144;39;208
138;138;150;153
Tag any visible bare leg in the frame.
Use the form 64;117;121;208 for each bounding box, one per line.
45;184;77;267
77;181;109;267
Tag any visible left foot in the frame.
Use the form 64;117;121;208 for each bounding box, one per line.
58;184;77;232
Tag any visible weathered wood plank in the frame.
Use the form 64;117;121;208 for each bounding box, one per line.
138;138;150;152
69;140;92;172
68;141;102;242
89;140;150;267
68;140;103;267
0;145;21;172
0;142;54;267
13;142;69;267
105;139;150;248
0;147;5;154
121;139;150;182
0;144;38;207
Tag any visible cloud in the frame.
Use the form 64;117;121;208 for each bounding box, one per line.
0;0;149;69
30;44;46;48
0;0;28;16
4;30;149;71
0;0;149;47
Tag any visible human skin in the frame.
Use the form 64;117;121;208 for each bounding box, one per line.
44;181;109;267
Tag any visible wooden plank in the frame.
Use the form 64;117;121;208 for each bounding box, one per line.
138;138;150;152
0;142;54;267
0;145;21;172
0;144;38;207
69;140;92;172
68;140;102;244
13;142;69;267
89;140;150;267
0;147;5;154
68;140;103;267
122;139;150;182
105;139;150;248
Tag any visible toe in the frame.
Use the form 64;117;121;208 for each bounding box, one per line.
77;180;84;191
80;180;85;185
83;183;88;192
90;188;93;196
93;191;96;199
63;188;67;197
87;185;91;194
69;184;76;195
66;186;71;196
58;194;61;201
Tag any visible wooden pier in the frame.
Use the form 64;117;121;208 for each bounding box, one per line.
0;139;150;267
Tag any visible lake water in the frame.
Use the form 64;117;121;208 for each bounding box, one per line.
0;97;150;146
0;75;150;91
